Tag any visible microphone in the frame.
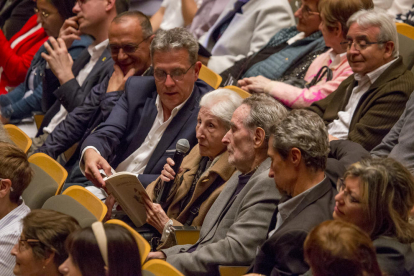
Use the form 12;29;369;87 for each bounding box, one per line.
158;139;190;206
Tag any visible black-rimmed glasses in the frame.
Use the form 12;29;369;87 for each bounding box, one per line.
154;63;196;82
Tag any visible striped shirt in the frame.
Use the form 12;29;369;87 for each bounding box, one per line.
0;200;30;276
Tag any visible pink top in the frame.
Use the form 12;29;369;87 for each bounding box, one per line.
264;48;353;108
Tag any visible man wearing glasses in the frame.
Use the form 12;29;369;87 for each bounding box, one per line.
35;11;154;186
0;142;32;276
306;9;414;152
80;27;213;189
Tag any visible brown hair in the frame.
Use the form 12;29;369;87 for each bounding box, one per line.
344;158;414;244
304;220;383;276
318;0;374;37
22;210;80;267
0;142;33;203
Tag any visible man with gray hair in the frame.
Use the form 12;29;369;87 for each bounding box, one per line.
307;9;414;151
248;109;336;276
148;93;286;276
80;27;213;188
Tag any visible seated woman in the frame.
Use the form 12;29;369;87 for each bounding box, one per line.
142;89;242;249
10;209;80;276
0;0;92;124
59;222;142;276
304;220;383;276
334;158;414;275
238;0;373;108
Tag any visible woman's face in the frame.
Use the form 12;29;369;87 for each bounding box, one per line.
196;106;228;160
333;176;370;232
319;14;339;49
36;0;65;37
59;255;82;276
10;234;46;276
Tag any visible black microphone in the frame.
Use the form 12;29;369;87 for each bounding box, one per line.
158;139;190;206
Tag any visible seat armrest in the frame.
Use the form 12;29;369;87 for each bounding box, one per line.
172;226;201;245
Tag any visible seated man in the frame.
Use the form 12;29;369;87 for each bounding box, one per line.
147;94;287;276
0;142;33;276
33;0;129;147
306;9;414;151
35;11;153;176
248;109;337;275
197;0;295;74
81;27;214;188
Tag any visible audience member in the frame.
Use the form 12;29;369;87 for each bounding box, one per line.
142;89;242;249
81;27;213;189
247;109;336;275
148;94;286;275
0;142;32;276
334;158;414;275
304;220;383;276
59;222;142;276
220;0;326;86
0;2;50;95
35;11;153;177
198;0;295;74
188;0;232;39
150;0;201;31
33;0;128;150
10;209;80;276
0;0;35;40
0;0;93;124
239;0;373;108
307;9;414;151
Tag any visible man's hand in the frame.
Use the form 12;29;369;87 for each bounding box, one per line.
147;251;166;260
59;16;82;49
106;65;136;93
84;148;113;188
198;55;210;66
143;196;170;233
41;37;75;85
238;76;272;94
329;134;339;141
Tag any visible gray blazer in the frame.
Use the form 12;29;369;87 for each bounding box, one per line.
162;158;280;276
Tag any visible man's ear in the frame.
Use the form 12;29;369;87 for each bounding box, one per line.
383;40;395;60
253;127;266;149
148;34;155;45
105;0;116;12
193;61;202;81
43;251;56;268
0;179;12;199
289;148;302;168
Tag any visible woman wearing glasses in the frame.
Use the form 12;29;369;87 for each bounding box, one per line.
238;0;373;108
0;0;92;123
333;158;414;275
10;209;80;276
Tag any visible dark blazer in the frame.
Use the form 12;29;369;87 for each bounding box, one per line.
80;76;213;186
307;57;414;151
251;177;337;276
374;236;414;276
0;0;35;40
37;47;113;136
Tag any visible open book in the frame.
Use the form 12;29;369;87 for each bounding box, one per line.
104;172;150;228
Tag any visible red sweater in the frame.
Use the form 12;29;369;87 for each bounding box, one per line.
0;14;48;95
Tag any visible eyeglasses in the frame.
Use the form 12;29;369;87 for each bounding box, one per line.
33;8;52;19
340;39;387;51
17;237;41;252
154;63;196;82
108;36;151;55
336;178;361;204
294;1;320;18
0;178;13;192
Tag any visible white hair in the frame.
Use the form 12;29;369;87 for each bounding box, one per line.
199;89;243;129
347;9;399;57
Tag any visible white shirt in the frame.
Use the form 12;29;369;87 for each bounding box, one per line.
43;39;109;134
327;58;398;139
81;94;190;176
160;0;203;30
286;32;305;45
0;200;30;276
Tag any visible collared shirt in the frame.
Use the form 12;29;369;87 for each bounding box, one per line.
43;39;109;134
115;94;189;174
0;200;30;276
328;51;347;69
268;176;326;238
327;58;398;139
